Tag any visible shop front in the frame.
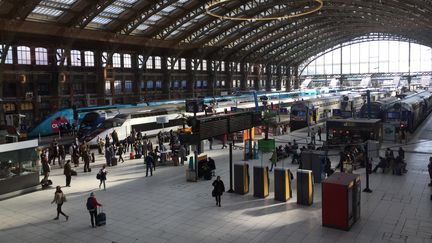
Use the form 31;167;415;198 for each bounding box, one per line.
0;140;39;199
326;118;382;146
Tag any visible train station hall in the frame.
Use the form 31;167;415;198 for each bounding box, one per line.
0;1;432;242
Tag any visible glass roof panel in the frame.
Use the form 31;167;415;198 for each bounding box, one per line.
92;16;112;25
104;5;124;15
148;14;163;22
32;6;64;17
90;0;138;26
28;0;77;20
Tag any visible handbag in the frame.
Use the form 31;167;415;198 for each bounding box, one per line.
211;189;216;197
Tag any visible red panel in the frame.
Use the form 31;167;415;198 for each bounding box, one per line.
322;182;348;229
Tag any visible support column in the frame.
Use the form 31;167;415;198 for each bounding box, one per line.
240;62;247;91
286;66;292;91
208;61;215;97
225;61;233;92
132;53;140;103
0;45;9;127
276;65;282;91
48;48;60;111
292;65;299;90
186;58;195;98
265;64;272;91
94;50;106;105
162;56;171;100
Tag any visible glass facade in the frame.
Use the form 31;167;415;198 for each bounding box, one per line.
0;140;39;196
302;40;432;75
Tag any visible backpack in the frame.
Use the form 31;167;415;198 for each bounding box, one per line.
86;197;94;210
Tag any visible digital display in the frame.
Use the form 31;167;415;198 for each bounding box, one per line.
387;112;400;119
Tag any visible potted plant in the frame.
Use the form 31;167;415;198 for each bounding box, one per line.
258;111;277;152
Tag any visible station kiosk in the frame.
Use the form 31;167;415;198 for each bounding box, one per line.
274;168;292;202
253;166;269;198
234;163;249;194
301;150;325;183
322;172;361;231
297;169;314;205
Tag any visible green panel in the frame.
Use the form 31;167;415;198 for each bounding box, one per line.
258;139;275;152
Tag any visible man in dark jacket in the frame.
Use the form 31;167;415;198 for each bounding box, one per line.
145;154;154;177
112;130;119;145
64;160;72;187
212;176;225;207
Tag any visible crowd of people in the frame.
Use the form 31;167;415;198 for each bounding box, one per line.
372;147;407;175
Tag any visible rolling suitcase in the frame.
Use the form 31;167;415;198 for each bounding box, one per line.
135;154;142;159
96;208;106;226
111;157;118;166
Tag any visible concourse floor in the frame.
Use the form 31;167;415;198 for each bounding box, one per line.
0;121;431;243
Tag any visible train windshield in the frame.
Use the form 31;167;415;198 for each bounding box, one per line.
80;112;100;127
292;111;306;117
387;112;400;119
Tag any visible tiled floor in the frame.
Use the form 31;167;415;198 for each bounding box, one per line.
1;118;432;243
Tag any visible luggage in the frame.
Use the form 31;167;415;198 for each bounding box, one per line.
135;154;142;159
71;170;77;176
40;179;52;189
130;152;135;160
111;157;118;166
96;209;106;226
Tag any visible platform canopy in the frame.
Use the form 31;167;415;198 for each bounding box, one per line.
0;0;430;65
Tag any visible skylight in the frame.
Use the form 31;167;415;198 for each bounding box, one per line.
92;16;112;25
89;0;138;27
32;6;63;17
28;0;77;19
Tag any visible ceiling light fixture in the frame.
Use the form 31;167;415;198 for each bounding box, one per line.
205;0;324;21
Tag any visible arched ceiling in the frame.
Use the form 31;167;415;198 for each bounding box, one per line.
0;0;431;66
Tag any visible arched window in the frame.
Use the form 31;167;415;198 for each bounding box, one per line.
71;50;81;66
113;53;121;68
154;56;161;69
84;51;94;67
17;46;31;65
146;56;153;69
35;47;48;65
123;54;131;68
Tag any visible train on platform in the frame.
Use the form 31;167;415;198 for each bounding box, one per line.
28;88;344;138
379;90;432;132
289;91;388;131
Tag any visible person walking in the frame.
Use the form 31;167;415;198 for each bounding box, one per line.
118;144;125;163
428;157;432;187
269;149;278;172
64;160;72;187
310;128;316;145
83;151;91;172
179;145;186;165
145;153;154;177
86;192;102;228
98;165;108;190
212;176;225;207
317;127;322;141
51;186;69;221
41;153;50;182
